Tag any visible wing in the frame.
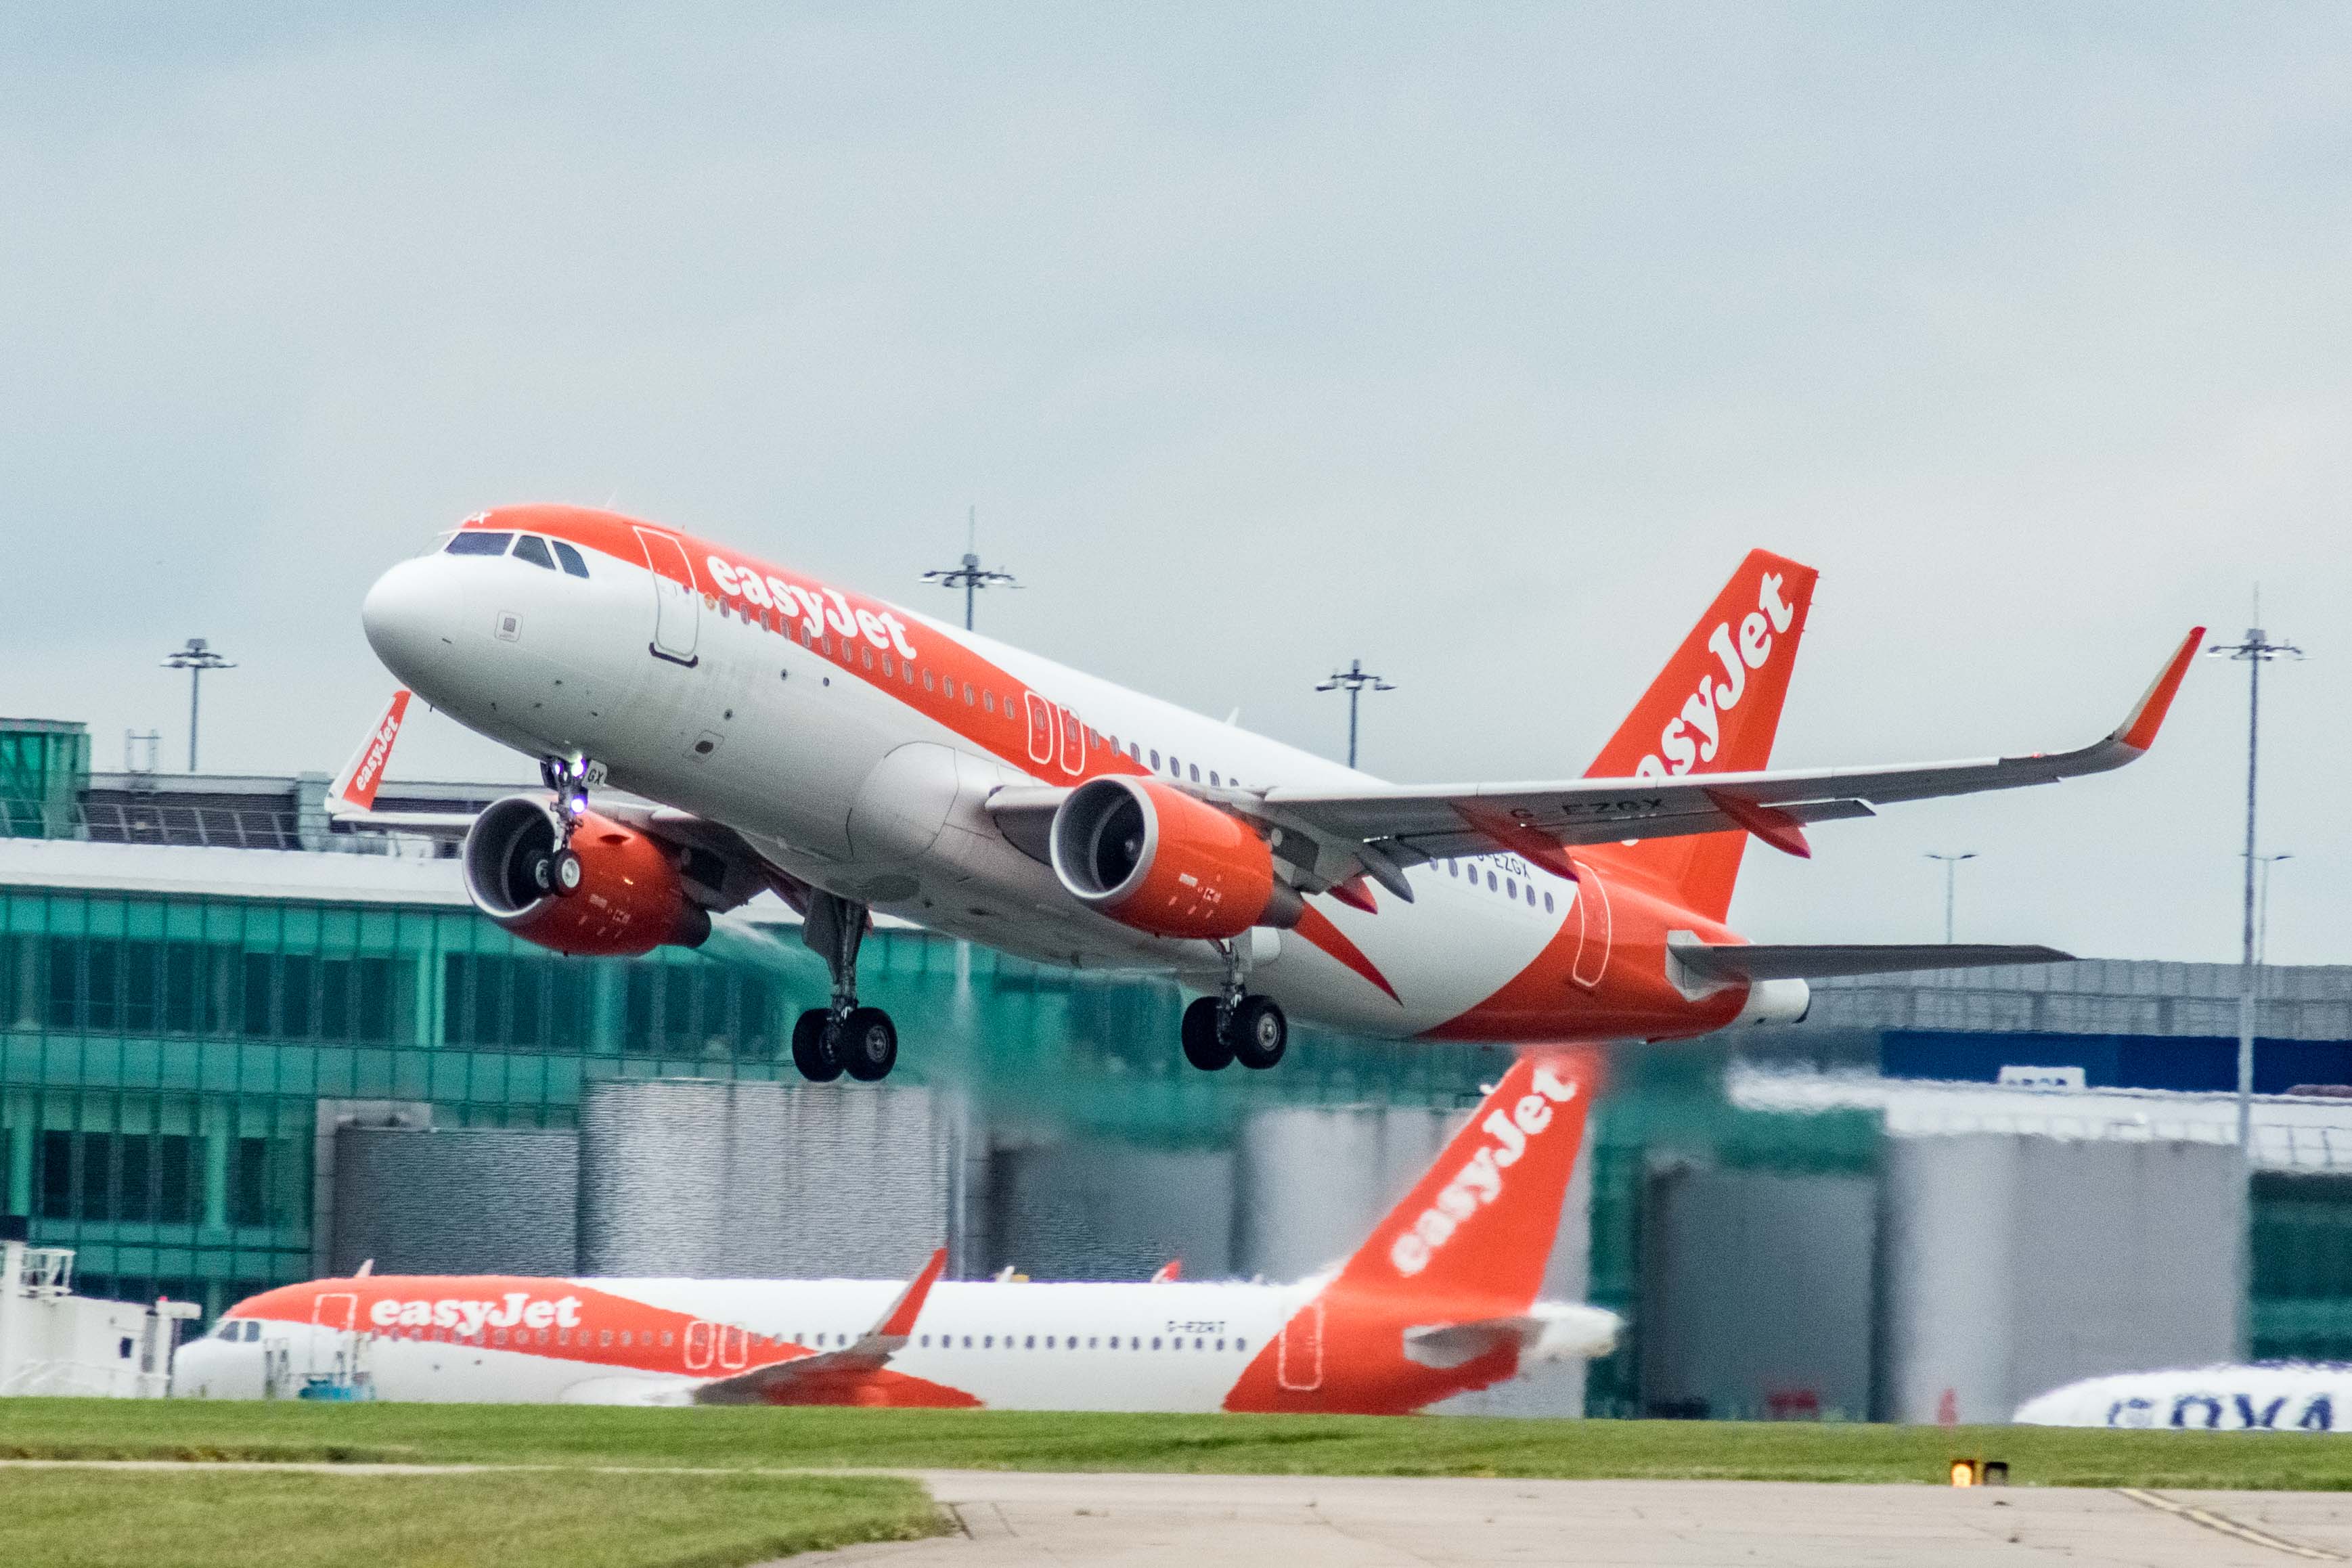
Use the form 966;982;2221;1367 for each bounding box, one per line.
1668;937;2072;984
690;1249;946;1406
1230;627;2201;900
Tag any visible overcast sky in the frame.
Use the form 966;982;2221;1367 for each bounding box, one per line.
4;4;2346;964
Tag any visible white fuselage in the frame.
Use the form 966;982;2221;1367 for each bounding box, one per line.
363;523;1589;1039
175;1277;1306;1410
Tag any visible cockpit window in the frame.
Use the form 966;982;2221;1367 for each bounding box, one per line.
446;531;513;556
513;535;556;570
550;540;590;578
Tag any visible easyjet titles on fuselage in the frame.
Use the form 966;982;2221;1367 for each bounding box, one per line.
367;1292;584;1336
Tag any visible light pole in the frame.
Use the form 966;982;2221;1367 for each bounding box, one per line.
162;638;236;772
1316;659;1395;770
2257;853;2292;968
2210;617;2301;1161
1924;852;1976;944
920;506;1019;631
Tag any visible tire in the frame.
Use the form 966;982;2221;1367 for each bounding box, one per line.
791;1008;843;1082
1228;995;1287;1071
1180;996;1233;1071
837;1006;898;1081
551;849;583;895
525;850;554;894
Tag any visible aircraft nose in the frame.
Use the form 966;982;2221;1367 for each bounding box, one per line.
362;556;463;690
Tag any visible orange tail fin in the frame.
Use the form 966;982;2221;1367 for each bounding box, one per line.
329;689;412;813
1584;550;1817;921
1333;1047;1601;1311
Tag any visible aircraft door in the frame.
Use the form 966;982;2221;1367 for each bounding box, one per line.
1277;1302;1324;1391
1058;706;1084;775
1569;859;1612;989
684;1320;715;1371
1023;692;1055;767
719;1324;749;1370
311;1293;357;1332
635;528;701;666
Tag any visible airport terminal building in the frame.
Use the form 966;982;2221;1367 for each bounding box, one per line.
5;715;2351;1420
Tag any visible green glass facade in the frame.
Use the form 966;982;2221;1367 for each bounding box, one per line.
0;721;90;841
8;863;2347;1413
2248;1171;2352;1362
0;879;1514;1329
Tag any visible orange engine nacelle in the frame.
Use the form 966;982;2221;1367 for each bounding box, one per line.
1048;776;1301;940
460;797;711;958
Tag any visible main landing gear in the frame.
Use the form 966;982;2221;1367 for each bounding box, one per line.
792;891;898;1083
1180;941;1287;1072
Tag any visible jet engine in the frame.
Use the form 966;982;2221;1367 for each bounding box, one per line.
1048;776;1301;940
460;795;711;957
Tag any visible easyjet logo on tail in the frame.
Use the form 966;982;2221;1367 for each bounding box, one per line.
1635;574;1796;778
336;690;411;811
1390;1065;1581;1278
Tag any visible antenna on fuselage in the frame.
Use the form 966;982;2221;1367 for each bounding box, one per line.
920;505;1021;631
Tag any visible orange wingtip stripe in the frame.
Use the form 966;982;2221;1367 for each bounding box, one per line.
2118;626;2205;753
1295;904;1401;1004
877;1247;948;1337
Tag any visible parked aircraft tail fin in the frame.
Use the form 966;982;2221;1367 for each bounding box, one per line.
1330;1047;1602;1312
329;689;412;813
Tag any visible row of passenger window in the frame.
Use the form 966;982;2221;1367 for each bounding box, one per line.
912;1330;1248;1353
715;592;1251;790
365;1321;1249;1357
1442;858;1556;914
445;531;592;578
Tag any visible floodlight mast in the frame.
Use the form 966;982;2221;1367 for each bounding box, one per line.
920;506;1019;631
1316;659;1396;771
162;638;236;772
1924;852;1976;945
2209;612;2302;1163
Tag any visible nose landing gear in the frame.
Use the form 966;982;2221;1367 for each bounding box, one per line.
1179;940;1287;1072
791;891;900;1083
525;755;597;896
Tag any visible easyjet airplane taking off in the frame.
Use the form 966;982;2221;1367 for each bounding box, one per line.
175;1051;1613;1412
348;506;2200;1081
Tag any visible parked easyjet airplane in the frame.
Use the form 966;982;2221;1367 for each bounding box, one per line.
347;506;2200;1081
174;1052;1612;1411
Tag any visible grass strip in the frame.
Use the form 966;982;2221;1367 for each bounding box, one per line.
11;1400;2352;1491
0;1465;941;1568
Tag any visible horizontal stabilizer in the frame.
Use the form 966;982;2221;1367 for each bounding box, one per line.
1670;939;2072;983
1402;1302;1622;1370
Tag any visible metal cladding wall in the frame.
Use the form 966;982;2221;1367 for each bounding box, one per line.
1233;1106;1451;1282
990;1142;1235;1283
1638;1166;1876;1421
577;1078;952;1279
332;1127;577;1277
1880;1133;2244;1425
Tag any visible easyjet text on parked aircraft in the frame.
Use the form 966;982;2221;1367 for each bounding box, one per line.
174;1053;1614;1412
343;506;2201;1080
